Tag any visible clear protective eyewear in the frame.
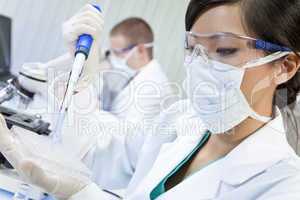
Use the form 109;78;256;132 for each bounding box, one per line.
110;43;153;57
110;44;136;56
185;32;292;68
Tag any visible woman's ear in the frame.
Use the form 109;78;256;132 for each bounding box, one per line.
273;53;300;85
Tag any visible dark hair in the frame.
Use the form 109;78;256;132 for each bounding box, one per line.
185;0;300;108
110;17;154;58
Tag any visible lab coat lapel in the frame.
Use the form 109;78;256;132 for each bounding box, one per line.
154;111;221;199
109;76;136;114
157;114;294;199
111;60;157;110
134;135;206;198
131;111;208;198
157;161;223;200
220;114;294;186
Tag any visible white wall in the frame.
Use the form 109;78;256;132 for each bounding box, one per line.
103;0;188;83
0;0;188;83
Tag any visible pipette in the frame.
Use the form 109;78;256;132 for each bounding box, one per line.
52;5;102;143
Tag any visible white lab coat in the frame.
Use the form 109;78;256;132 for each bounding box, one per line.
57;59;174;158
44;56;173;126
69;100;300;200
96;59;174;123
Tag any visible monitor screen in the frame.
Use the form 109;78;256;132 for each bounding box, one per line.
0;15;11;75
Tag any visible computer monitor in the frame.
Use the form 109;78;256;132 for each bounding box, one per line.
0;15;11;79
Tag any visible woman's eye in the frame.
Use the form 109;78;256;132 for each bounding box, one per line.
216;48;239;57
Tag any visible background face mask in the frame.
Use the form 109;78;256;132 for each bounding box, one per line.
109;43;154;77
109;48;138;78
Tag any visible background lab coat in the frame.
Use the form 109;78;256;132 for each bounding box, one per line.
53;57;174;158
97;59;174;123
69;100;300;200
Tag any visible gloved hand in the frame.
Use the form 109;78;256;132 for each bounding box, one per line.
20;160;89;200
0;114;90;200
62;4;105;91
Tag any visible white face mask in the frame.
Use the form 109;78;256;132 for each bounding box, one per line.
109;43;154;78
183;46;290;134
110;47;138;78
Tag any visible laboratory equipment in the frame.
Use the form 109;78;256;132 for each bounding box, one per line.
0;80;15;104
0;106;51;135
0;78;33;106
18;62;48;95
0;105;51;168
0;14;12;80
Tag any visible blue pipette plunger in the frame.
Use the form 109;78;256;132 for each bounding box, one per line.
75;4;101;59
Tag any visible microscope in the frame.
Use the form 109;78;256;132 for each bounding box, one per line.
0;78;51;168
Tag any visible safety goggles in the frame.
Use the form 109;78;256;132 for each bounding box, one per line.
110;44;136;56
185;31;292;68
110;43;153;57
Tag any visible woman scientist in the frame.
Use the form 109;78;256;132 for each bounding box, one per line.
1;0;300;199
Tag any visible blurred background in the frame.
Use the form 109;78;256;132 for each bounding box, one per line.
0;0;189;84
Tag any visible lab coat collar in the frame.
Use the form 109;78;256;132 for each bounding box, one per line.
220;112;296;186
159;109;296;199
174;106;295;186
113;59;161;97
132;59;160;82
134;106;296;199
139;59;160;72
110;59;162;110
132;133;207;199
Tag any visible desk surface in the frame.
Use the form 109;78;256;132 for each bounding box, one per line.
0;189;13;200
0;189;54;200
0;168;54;200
